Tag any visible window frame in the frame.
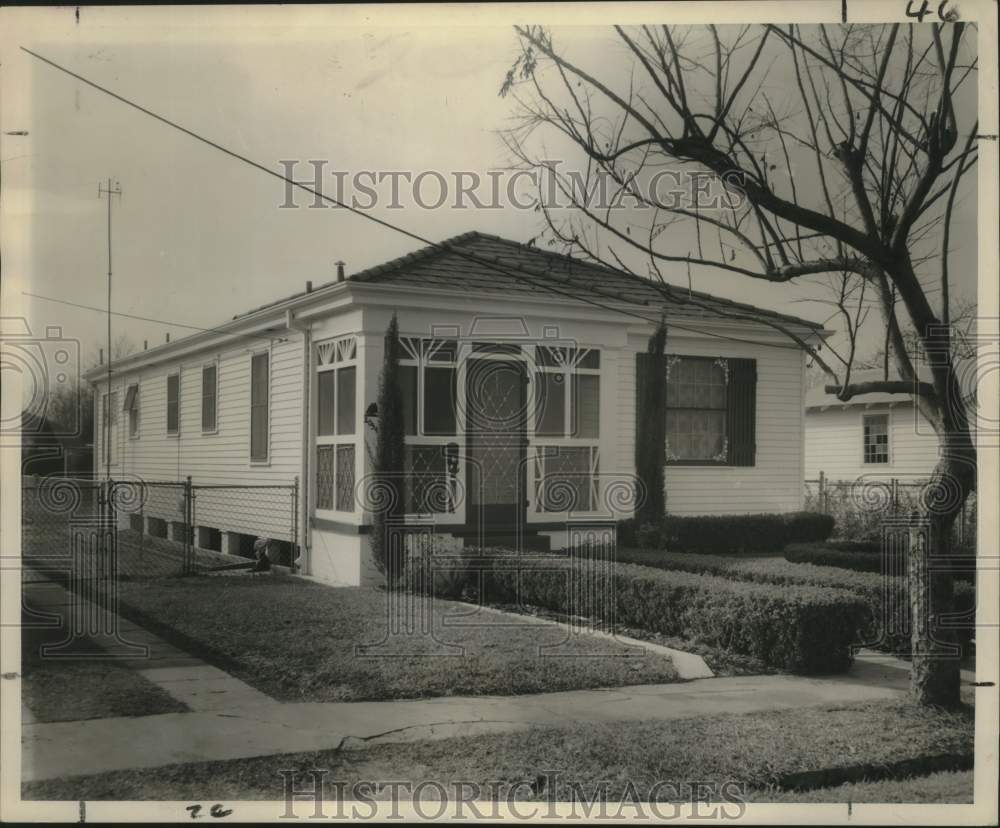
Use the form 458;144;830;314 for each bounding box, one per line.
530;344;602;516
314;335;359;515
664;355;730;467
249;350;270;464
166;372;180;437
397;336;462;518
201;362;219;434
862;411;892;466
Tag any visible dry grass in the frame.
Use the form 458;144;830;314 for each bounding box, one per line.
106;575;679;702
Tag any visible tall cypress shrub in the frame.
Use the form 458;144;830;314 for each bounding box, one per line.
635;318;667;528
371;313;407;584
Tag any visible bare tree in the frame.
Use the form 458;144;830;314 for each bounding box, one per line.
501;22;978;706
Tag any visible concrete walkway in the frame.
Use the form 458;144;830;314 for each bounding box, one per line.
19;578;960;784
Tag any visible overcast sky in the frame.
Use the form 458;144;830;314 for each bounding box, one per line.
2;6;979;379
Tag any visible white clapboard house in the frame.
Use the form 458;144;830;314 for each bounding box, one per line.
87;232;828;585
804;367;976;485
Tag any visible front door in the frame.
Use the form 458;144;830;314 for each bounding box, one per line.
465;357;527;535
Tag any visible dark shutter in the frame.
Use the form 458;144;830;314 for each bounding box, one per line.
634;353;649;466
201;366;217;431
250;353;269;461
726;358;757;466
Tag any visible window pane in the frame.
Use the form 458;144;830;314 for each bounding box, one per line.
317;371;335;436
337;367;356;435
316;445;334;509
539;446;594;512
572;374;600;438
400;365;418;436
864;415;889;464
336;444;355;511
535;372;565;436
405;445;450;513
424;366;456;435
667;408;725;461
577;349;600;369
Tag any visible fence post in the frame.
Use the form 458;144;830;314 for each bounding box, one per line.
818;471;826;514
891;478;898;514
292;475;300;570
184;476;193;575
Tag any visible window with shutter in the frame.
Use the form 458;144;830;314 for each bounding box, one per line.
660;355;756;466
250;353;269;461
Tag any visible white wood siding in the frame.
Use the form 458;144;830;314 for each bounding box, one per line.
93;332;304;540
619;332;806;515
805;404;941;482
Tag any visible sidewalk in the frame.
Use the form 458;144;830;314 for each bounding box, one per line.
19;579;962;784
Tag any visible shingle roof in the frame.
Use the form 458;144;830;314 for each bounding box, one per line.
235;231;825;331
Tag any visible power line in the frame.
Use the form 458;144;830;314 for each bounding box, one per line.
22;291;283;344
22;46;818;354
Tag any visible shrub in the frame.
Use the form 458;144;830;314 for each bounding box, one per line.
785;541;976;582
406;549;867;674
618;511;835;554
617;547;975;656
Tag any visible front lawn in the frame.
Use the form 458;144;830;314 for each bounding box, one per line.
747;769;973;803
20;619;187;723
105;576;679;702
23;699;973;801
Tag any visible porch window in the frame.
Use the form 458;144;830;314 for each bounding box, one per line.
166;374;180;435
124;384;139;438
533;345;601;513
315;336;358;512
399;337;459;514
863;414;889;464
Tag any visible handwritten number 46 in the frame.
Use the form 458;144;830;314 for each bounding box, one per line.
905;1;960;22
186;804;234;819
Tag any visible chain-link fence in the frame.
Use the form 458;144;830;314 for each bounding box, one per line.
21;475;300;581
804;474;977;549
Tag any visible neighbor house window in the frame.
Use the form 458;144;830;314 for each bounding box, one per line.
250;352;269;461
863;413;889;464
124;383;139;438
398;337;459;513
533;345;601;513
201;365;217;432
166;374;179;435
315;336;357;512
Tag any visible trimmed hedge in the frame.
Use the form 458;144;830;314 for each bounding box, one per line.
406;549;866;674
785;542;976;583
615;548;976;655
618;511;835;555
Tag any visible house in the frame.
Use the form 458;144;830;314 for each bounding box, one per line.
804;368;965;484
85;232;828;585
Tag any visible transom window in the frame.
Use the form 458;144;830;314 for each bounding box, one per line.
863;413;889;464
665;356;728;463
316;336;357;512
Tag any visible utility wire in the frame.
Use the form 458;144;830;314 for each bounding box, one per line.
22;46;820;353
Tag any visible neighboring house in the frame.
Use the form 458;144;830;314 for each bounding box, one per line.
804;368;962;483
85;232;828;585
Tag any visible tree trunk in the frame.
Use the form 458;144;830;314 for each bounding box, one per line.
909;445;974;707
